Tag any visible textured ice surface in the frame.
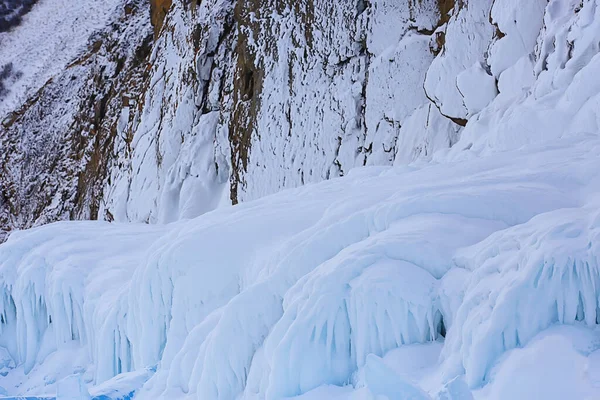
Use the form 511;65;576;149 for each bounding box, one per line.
1;133;600;398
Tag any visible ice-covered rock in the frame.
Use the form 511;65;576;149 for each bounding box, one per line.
363;354;432;400
437;376;473;400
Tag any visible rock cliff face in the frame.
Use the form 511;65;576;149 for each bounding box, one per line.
0;0;152;238
0;0;552;237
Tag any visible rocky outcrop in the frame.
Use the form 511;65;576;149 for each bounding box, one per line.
0;0;153;237
1;0;515;237
100;0;465;222
149;0;172;38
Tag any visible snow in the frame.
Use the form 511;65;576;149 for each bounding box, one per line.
445;0;600;160
0;0;123;117
424;0;495;121
56;374;90;400
100;0;232;225
98;0;458;224
456;63;497;117
476;325;600;400
1;131;600;398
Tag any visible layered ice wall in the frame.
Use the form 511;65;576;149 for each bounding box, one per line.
446;204;600;387
0;223;167;378
2;134;600;398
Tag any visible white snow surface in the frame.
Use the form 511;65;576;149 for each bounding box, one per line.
0;0;123;117
2;132;600;398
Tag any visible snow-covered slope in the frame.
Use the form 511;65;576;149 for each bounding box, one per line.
0;0;152;239
0;0;125;116
1;133;600;399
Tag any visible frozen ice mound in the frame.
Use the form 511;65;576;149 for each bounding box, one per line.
0;222;167;380
444;204;600;387
1;134;599;398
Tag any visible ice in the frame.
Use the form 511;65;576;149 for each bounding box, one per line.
473;325;600;400
89;367;155;400
56;374;90;400
0;222;167;386
0;132;599;398
362;354;431;400
437;376;473;400
444;204;600;387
